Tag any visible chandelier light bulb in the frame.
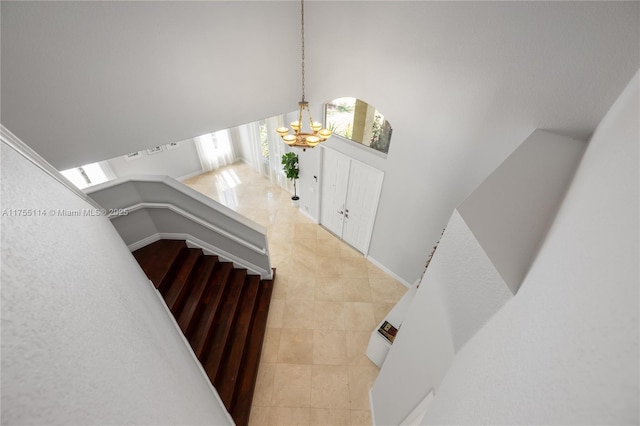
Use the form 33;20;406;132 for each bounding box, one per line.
306;135;320;145
283;134;297;145
319;129;332;139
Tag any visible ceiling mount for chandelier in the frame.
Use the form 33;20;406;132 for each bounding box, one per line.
276;0;331;149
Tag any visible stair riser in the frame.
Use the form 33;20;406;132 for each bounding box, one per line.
133;240;275;426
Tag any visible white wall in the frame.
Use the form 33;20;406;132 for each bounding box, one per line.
371;210;512;426
458;129;586;293
296;143;322;219
107;139;202;181
0;140;232;425
231;125;253;165
422;71;639;425
2;2;638;286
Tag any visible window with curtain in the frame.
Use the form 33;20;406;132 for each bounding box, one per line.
194;129;237;172
234;115;292;193
60;161;115;189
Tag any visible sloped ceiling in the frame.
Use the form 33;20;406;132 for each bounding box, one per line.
2;1;638;171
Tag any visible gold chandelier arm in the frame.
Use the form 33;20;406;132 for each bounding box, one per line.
305;103;315;133
299;103;305;131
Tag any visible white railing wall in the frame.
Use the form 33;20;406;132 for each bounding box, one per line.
86;175;272;279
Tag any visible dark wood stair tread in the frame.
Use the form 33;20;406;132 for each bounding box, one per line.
163;248;202;313
132;239;186;288
214;274;261;407
132;239;275;426
231;275;275;426
203;268;247;384
176;256;218;335
189;261;234;359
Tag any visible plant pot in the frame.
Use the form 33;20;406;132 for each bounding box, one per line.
291;196;300;207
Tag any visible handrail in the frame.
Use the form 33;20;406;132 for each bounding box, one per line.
124;202;267;255
86;175;272;279
87;175;262;230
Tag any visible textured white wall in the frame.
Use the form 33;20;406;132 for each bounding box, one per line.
458;130;586;293
371;210;512;426
0;142;232;425
422;72;639;425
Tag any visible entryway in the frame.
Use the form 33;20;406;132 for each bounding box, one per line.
320;148;384;255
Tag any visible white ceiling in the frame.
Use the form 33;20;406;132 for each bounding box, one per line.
1;1;638;171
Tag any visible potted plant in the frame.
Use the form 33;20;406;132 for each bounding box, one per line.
281;152;300;206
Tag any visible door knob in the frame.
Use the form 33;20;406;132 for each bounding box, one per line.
337;210;344;215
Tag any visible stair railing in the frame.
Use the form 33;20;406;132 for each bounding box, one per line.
86;175;272;279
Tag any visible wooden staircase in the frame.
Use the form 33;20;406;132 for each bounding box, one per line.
132;239;274;426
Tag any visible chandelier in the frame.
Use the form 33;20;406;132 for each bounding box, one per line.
276;0;331;149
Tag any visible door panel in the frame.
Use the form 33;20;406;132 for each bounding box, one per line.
342;161;384;253
320;148;384;255
320;149;350;237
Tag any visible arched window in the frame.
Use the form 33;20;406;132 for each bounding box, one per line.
325;97;393;154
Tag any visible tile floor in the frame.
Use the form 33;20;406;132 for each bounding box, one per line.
183;162;407;426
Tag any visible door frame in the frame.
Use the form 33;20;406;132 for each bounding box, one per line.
318;145;385;256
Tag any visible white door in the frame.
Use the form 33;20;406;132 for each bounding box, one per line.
342;161;384;253
320;148;384;254
320;149;350;236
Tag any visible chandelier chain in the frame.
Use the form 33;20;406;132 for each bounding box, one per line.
300;0;305;102
275;0;331;148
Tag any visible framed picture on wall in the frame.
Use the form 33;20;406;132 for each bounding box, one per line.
378;321;398;343
146;146;163;155
124;151;144;161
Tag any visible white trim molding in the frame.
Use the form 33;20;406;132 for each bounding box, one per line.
87;175;272;280
121;202;267;255
366;255;413;288
131;233;273;280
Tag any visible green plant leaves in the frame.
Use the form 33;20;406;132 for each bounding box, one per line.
281;152;299;181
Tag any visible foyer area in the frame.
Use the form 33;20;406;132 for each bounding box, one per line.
183;162;408;425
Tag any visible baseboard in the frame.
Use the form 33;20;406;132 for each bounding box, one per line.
298;207;319;224
128;232;273;280
177;169;204;182
365;256;413;288
183;235;273;280
370;387;377;426
127;234;162;252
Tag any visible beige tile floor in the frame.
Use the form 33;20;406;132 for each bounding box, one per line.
183;162;407;426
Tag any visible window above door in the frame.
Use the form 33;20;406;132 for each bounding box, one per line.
325;97;393;154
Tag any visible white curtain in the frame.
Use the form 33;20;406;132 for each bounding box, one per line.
264;115;290;191
235;115;292;192
96;160;116;181
195;129;236;172
240;121;266;176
